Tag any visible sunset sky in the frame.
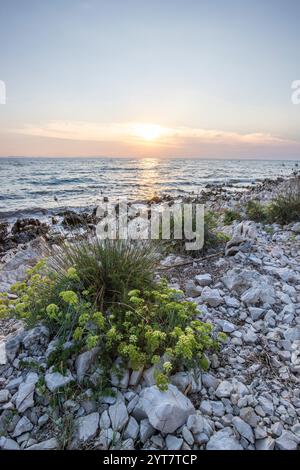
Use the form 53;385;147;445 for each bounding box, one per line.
0;0;300;158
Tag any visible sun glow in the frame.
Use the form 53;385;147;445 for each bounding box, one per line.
132;123;167;141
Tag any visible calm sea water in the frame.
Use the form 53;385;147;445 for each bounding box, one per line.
0;157;299;217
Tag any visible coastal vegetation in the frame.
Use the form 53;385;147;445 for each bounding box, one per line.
0;240;220;392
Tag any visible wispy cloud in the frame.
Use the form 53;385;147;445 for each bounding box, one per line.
15;120;293;146
8;120;300;158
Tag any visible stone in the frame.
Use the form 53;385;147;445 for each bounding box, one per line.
256;437;275;451
201;287;223;307
129;368;143;386
75;347;99;383
111;360;130;389
234;381;249;396
202;373;220;390
12;416;33;437
291;424;300;437
109;400;129;431
165;435;183;450
143;366;157;386
224;296;240;308
210;401;225;417
15;382;35;413
99;410;111;430
38;414;49;427
232;416;254;443
185;280;202;297
5;334;22;362
243;329;258;344
241;287;261;305
276;268;298;283
199;400;212;416
124;416;139;440
97;429;114;450
291;222;300;233
271;422;283;437
219;320;236;333
140;385;195;433
121;438;135;450
258;396;274;416
0;437;20;450
275;431;299;450
26;438;58;450
195;274;212;286
0;389;10;403
76;412;99;442
139;418;155;443
206;429;243;450
187;413;204;434
222;268;275;304
22;326;49;353
215;380;233;398
248;307;265;321
0;341;6;365
195;432;209;445
239;407;259;427
170;371;200;393
284;327;300;342
254;427;268;440
6;377;24;391
182;426;194;445
45;368;74;392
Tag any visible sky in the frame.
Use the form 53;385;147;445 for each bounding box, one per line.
0;0;300;159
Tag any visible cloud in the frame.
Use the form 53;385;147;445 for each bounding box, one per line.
9;120;300;158
15;120;293;146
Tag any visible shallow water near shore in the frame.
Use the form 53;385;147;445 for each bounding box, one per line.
0;157;299;218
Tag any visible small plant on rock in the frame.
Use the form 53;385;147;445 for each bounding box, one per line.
245;200;267;223
267;177;300;225
223;209;242;225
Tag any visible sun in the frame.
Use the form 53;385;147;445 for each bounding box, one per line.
132;123;165;141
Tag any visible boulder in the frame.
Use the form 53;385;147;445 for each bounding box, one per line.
139;385;195;433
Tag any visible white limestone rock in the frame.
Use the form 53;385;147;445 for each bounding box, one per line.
139;384;195;433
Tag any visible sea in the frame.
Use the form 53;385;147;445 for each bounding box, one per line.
0;157;299;219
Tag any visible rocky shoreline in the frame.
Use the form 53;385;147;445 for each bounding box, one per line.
0;173;300;451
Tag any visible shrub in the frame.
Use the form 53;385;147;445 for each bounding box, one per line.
267;178;300;225
245;200;267;222
49;239;157;310
160;209;227;256
223;209;242;225
1;242;220;391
